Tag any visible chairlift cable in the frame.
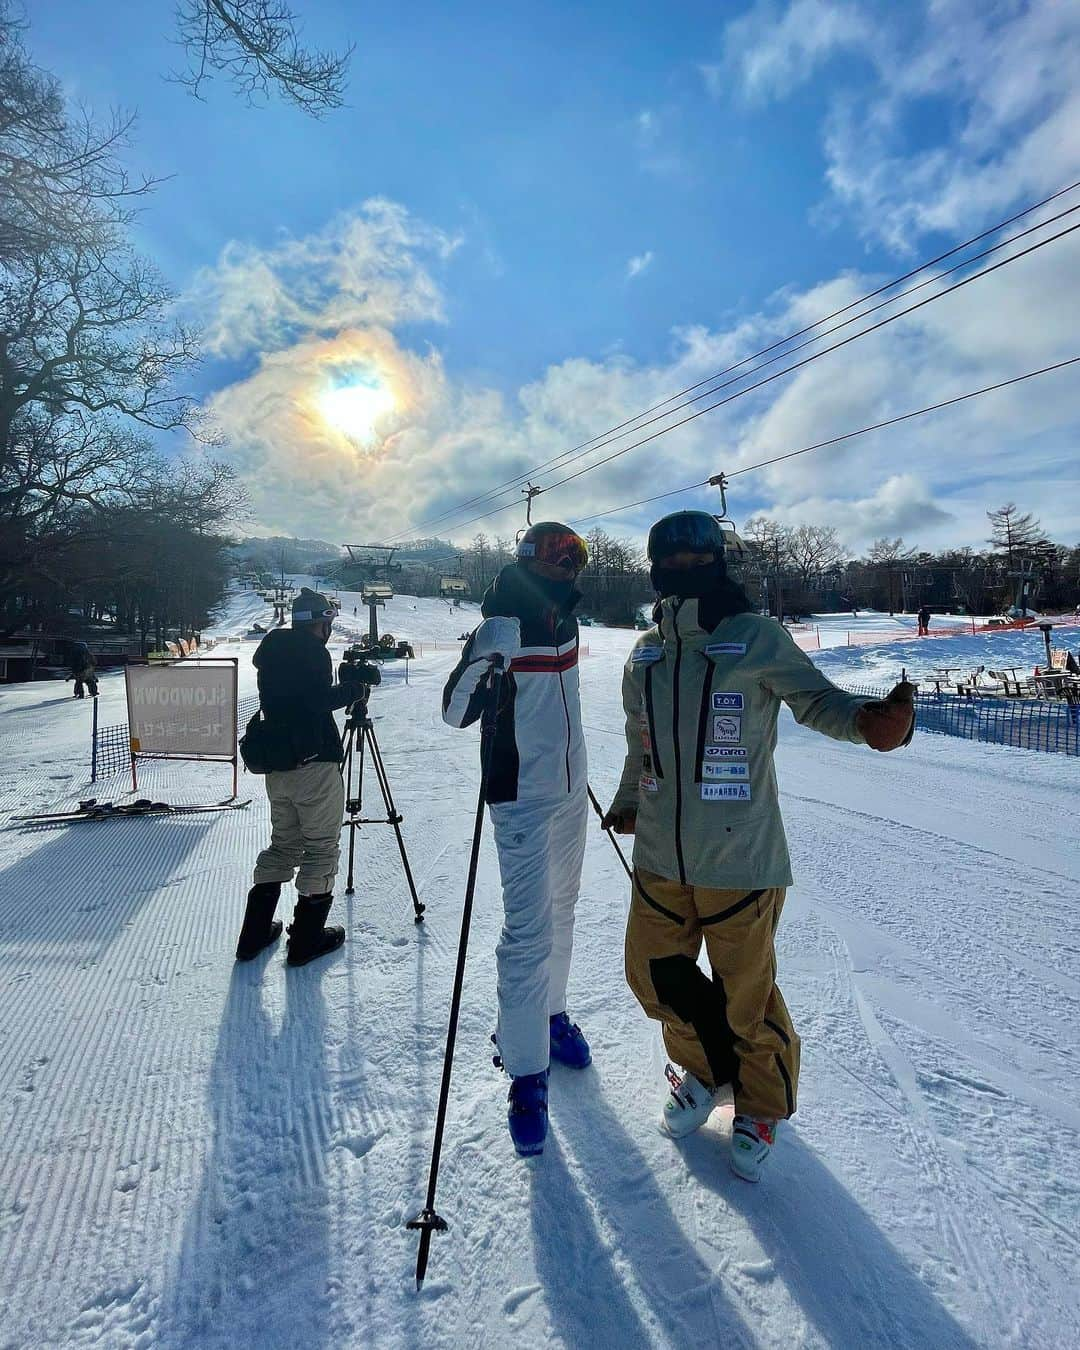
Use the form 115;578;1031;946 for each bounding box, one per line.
438;219;1080;533
533;219;1080;501
566;355;1079;527
386;178;1080;541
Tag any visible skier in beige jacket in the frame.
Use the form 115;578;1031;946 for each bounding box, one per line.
603;512;915;1181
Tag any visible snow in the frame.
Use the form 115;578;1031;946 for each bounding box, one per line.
0;591;1077;1347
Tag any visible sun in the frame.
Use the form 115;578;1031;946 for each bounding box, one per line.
318;377;396;443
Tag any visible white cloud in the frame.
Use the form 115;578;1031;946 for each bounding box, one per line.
631;106;688;178
722;1;1080;254
721;0;870;104
190;198;460;358
627;251;654;279
195;201;1080;552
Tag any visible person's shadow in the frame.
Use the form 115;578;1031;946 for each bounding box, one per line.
679;1121;981;1349
161;954;334;1349
544;1081;978;1349
539;1077;755;1348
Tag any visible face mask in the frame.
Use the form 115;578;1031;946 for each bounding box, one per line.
651;560;727;599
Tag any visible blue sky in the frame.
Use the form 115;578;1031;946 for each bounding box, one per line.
27;1;1080;549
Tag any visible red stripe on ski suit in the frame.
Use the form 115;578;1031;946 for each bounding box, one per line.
510;649;579;674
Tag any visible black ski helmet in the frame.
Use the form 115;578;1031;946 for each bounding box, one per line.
647;511;727;563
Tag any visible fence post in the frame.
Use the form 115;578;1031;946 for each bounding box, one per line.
90;693;99;783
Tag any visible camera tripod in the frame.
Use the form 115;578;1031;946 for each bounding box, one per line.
340;697;425;923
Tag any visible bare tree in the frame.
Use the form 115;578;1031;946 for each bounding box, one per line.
866;537;916;566
787;524;848;583
742;516;794;617
173;0;353;115
0;7;159;260
865;537;917;615
0;242;203;455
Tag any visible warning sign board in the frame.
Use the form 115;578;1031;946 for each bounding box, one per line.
125;662;237;758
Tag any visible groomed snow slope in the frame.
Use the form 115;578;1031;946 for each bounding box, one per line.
0;595;1077;1348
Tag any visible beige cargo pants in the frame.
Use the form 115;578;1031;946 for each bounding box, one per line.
253;761;345;896
625;869;800;1121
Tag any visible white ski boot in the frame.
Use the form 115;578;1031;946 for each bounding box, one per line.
730;1115;775;1182
659;1063;720;1138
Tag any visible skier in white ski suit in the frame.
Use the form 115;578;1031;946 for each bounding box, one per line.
442;524;592;1156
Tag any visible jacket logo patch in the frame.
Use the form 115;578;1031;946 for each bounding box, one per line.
703;746;747;758
632;646;663;664
711;691;744;710
712;714;741;743
705;643;747;656
702;762;749;779
701;783;751;801
640;775;659;793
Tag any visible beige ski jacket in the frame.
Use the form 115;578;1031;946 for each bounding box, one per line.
612;599;871;889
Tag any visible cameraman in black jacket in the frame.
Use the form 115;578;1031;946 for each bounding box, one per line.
235;588;379;966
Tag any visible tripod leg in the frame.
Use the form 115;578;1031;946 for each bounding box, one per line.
341;725;359;895
346;819;358;895
367;726;425;923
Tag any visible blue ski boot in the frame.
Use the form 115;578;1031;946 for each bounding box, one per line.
549;1012;591;1068
507;1070;549;1157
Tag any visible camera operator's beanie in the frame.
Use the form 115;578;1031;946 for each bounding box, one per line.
291;588;336;623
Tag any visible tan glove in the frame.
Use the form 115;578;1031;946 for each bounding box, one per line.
601;806;637;834
856;680;916;752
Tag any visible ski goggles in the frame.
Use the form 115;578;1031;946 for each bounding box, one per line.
517;529;589;572
292;603;338;622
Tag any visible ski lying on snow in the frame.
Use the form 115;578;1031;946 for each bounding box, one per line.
12;798;252;824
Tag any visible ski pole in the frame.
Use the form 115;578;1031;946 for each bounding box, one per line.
586;783;632;880
408;658;505;1290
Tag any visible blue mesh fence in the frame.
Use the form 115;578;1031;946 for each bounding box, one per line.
93;695;260;779
839;683;1079;756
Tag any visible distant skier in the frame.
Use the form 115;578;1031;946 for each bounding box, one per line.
443;523;592;1158
917;604;932;636
235;588;377;966
603;512;915;1182
68;642;98;699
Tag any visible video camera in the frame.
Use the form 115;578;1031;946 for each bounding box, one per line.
338;645;383;706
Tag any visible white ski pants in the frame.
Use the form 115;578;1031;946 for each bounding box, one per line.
253;761;345;896
488;786;588;1077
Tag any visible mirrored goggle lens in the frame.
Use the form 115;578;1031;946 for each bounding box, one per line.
522;531;589;570
652;515;721;556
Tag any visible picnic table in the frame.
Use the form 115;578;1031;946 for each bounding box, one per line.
1034;670;1080;701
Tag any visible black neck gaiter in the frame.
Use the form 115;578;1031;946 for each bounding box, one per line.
650;560;727;600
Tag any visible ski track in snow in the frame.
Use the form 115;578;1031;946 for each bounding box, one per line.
0;590;1076;1348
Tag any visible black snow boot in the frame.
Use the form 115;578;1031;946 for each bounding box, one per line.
235;882;283;961
286;893;345;967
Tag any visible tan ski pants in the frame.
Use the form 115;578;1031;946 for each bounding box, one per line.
253;761;345;896
625;869;800;1121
